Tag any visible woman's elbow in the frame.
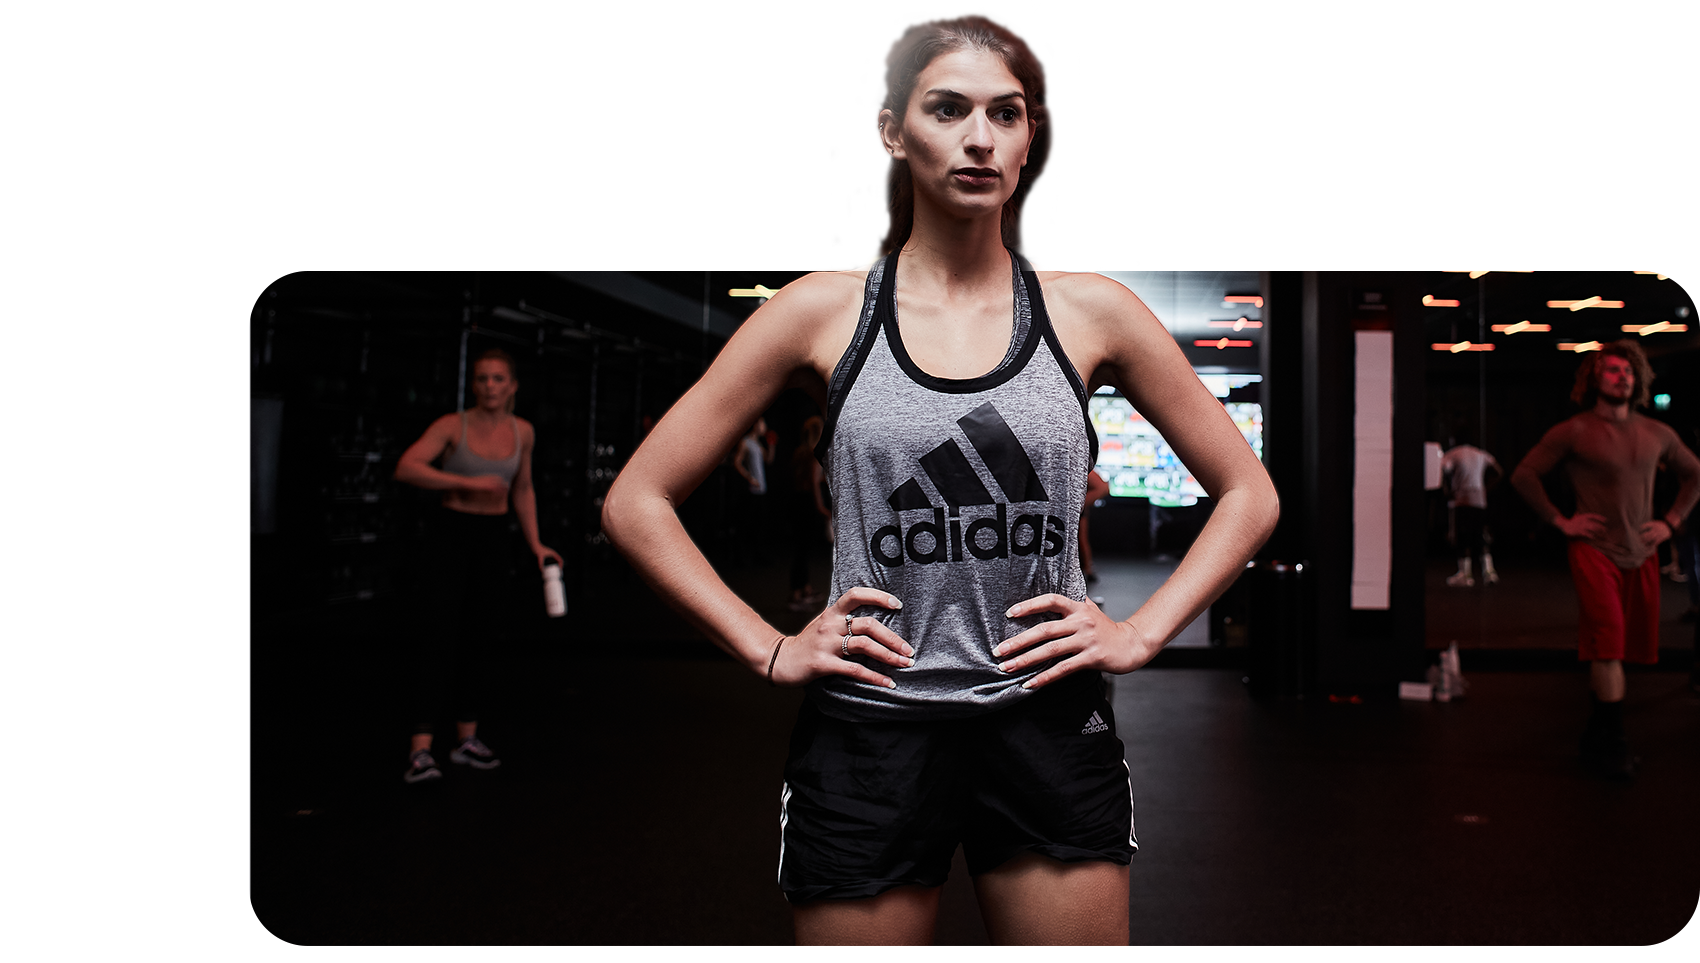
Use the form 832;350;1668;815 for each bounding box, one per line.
600;479;631;545
1259;484;1281;539
601;475;654;550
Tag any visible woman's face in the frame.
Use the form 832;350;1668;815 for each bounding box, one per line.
883;48;1034;223
472;360;516;410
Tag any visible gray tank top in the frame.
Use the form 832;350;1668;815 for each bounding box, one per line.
441;413;521;484
811;249;1098;721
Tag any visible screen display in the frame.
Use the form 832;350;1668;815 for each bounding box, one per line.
1089;386;1263;508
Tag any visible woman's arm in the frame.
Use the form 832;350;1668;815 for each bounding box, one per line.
394;414;508;496
997;274;1280;687
601;274;911;687
510;419;562;570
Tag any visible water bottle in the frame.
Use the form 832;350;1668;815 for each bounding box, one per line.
542;562;567;618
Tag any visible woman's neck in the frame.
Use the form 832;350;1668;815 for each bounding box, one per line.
900;199;1012;294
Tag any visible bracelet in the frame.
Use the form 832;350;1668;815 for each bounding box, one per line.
766;634;788;686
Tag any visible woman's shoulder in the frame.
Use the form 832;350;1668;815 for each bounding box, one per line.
734;270;873;372
1032;270;1166;348
762;270;869;318
1034;271;1153;317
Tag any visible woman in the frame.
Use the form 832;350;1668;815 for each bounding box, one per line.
393;348;562;783
602;16;1277;944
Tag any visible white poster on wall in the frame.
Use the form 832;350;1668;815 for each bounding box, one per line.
1352;330;1394;610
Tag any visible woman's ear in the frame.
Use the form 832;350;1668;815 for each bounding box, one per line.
878;108;904;160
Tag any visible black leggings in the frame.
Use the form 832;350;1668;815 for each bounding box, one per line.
1455;506;1486;558
410;508;517;735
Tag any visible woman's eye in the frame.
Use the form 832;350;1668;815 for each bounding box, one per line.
933;102;961;119
996;108;1019;123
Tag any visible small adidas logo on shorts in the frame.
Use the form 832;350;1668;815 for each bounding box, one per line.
1081;711;1109;735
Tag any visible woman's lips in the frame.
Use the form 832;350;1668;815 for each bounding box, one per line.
953;167;999;187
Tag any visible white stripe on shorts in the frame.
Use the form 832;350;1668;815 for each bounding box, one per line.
1122;759;1139;851
777;781;793;884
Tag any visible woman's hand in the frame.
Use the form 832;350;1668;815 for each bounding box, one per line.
770;588;913;689
534;544;563;570
994;594;1162;690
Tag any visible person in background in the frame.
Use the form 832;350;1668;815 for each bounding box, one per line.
392;348;561;784
1441;433;1502;587
731;417;776;563
789;416;831;611
1510;340;1699;780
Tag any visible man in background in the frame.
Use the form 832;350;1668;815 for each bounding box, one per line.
1442;432;1502;588
1510;340;1699;780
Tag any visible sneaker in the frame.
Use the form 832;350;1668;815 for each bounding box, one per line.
404;749;442;784
450;736;501;770
1445;572;1475;588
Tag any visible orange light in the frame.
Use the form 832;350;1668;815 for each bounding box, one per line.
1548;298;1624;310
1559;341;1603;352
1431;342;1495;352
1492;321;1551;333
1207;318;1264;331
1194;339;1254;349
1423;295;1462;307
1223;295;1264;308
1633;272;1670;280
1623;322;1688;335
728;284;782;299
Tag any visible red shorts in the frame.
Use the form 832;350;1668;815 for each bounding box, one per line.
1567;541;1660;664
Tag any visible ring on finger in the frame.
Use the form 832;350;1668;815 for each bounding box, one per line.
844;613;854;632
842;633;852;656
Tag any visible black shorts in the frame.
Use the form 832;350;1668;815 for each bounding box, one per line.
777;674;1137;904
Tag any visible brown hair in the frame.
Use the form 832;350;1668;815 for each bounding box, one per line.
473;347;519;414
1570;339;1653;409
879;16;1049;256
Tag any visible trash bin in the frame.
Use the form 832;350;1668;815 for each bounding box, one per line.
1245;559;1312;698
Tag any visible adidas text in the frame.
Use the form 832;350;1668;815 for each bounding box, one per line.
870;504;1067;567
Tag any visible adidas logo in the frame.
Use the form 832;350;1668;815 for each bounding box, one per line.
870;401;1067;568
1081;711;1109;735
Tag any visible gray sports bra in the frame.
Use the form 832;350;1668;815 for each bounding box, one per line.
441;413;521;484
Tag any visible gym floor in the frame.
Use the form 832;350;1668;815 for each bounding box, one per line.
250;550;1700;945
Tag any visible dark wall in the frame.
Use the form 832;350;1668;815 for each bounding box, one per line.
1297;273;1432;693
